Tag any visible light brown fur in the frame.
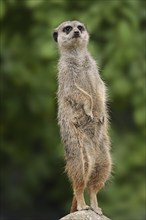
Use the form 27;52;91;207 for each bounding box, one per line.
53;20;112;214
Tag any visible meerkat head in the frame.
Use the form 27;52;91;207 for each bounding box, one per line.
53;20;89;51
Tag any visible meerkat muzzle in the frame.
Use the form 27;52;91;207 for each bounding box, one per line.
73;31;80;38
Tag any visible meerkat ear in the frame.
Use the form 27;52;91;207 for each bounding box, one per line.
53;31;58;42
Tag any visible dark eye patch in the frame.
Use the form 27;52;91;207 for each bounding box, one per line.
63;26;73;34
77;25;85;32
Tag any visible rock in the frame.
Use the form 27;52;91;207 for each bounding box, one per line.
59;210;111;220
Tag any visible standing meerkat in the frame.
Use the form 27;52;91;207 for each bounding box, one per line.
53;20;112;215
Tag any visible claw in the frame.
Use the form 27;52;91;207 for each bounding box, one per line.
99;116;104;124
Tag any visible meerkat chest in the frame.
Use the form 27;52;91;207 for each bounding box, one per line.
58;55;101;97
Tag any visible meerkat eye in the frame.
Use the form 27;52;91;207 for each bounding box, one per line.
77;25;85;32
63;26;73;34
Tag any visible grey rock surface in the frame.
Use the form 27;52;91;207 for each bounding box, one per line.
59;210;111;220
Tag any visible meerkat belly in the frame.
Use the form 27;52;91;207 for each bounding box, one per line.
58;63;105;143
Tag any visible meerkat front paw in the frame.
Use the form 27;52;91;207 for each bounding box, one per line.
85;109;93;120
83;103;93;120
99;115;104;124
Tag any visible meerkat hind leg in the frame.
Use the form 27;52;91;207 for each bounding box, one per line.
70;195;77;213
88;187;103;215
88;174;105;215
73;182;90;211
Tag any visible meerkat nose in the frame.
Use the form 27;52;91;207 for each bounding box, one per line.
74;31;79;34
74;31;80;37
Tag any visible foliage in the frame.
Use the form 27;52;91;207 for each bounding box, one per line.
0;0;145;220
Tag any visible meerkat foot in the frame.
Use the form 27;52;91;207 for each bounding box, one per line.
77;204;90;211
91;206;103;215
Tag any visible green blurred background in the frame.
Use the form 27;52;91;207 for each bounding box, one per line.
0;0;145;219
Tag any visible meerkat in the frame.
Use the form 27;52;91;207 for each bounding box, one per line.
53;20;112;215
